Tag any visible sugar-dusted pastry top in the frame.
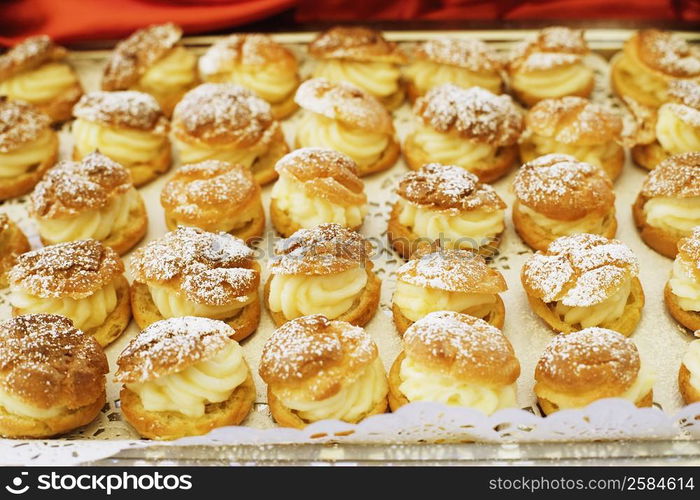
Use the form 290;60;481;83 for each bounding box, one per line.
198;33;297;77
521;233;639;307
677;228;700;281
414;84;523;145
0;97;52;153
0;314;108;409
309;26;406;64
102;23;183;89
115;316;234;383
30;152;132;219
508;26;588;73
73;90;168;133
668;79;700;110
0;35;67;81
632;30;700;78
513;154;614;219
639;152;700;199
130;226;258;306
413;38;502;72
404;311;519;384
9;240;124;299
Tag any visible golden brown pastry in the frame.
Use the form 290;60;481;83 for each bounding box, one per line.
0;314;108;438
521;233;644;336
611;29;700;108
519;97;625;180
270;148;367;237
259;314;388;428
665;228;700;331
309;26;407;109
72;90;171;187
0;214;30;289
388;311;519;413
8;240;131;347
102;23;198;117
534;327;655;414
403;38;504;102
512;154;617;252
633;152;700;258
30;152;147;255
0;98;58;201
0;35;83;122
116;317;255;440
265;223;380;327
161;160;264;244
388;163;506;258
392;249;507;335
172;83;288;186
130;226;260;341
198;34;300;119
404;84;523;183
294;78;399;176
679;339;700;405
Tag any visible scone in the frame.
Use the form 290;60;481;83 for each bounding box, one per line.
101;23;198;117
30;151;147;255
611;29;700;108
391;249;507;335
633;152;700;258
404;84;523;183
388;163;506;259
309;26;407;109
388;311;519;413
534;328;655;414
0;98;58;200
265;223;380;327
172;83;288;186
72;91;171;187
519;97;625;180
259;314;388;428
129;226;261;341
8;240;131;346
294;78;399;176
270;147;367;237
0;214;30;289
0;35;83;122
512;154;617;252
403;38;504;102
506;27;594;107
665;228;700;331
0;314;107;438
521;233;644;336
198;34;300;119
116;317;255;440
161;160;264;244
679;339;700;405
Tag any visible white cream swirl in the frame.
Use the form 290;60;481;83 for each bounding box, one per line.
221;63;297;104
148;284;255;320
393;280;497;323
314;59;400;97
614;52;667;104
525;134;618;171
0;62;78;104
683;340;700;393
404;60;502;95
138;46;198;94
511;62;593;100
0;387;64;419
656;105;700;154
173;137;261;167
518;204;608;237
554;277;632;328
410;124;496;169
0;129;55;178
669;256;700;311
644;197;700;234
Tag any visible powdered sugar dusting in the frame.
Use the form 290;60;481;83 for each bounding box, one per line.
0;97;51;153
0;35;66;80
73;91;167;132
638;30;700;77
641;152;700;198
416;38;502;72
199;34;297;76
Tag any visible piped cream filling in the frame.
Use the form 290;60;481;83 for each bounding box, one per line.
518;204;608;237
403;60;502;95
0;386;64;419
669;256;700;312
148;284;255;320
313;59;400;97
0;129;55;178
525;134;618;171
0;62;78;104
510;61;593;100
656;105;700;154
138;46;198;95
393;280;497;323
410;124;497;169
644;197;700;235
553;277;632;328
614;52;668;103
682;340;700;392
173;136;262;167
217;63;298;104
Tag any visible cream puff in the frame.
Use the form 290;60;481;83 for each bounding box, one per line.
0;314;108;438
30;152;147;255
392;249;507;335
294;78;399;176
521;234;644;336
8;239;131;346
161;160;264;244
665;228;700;331
130;226;260;341
535;328;655;414
388;311;519;413
198;34;300;119
507;27;594;106
520;97;625;180
265;223;380;327
101;23;198;117
404;84;523;183
116;317;255;440
72;90;171;187
0;214;30;289
679;339;700;405
388;164;506;259
512;154;617;252
259;314;388;428
172;83;288;186
270;147;368;237
0;35;83;122
403;38;504;102
611;29;700;108
309;26;406;109
633;152;700;258
0;98;58;200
